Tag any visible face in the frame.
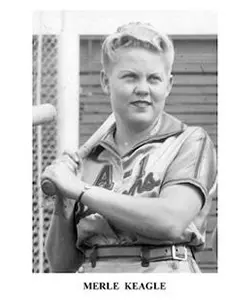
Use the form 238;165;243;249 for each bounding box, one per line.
101;48;173;132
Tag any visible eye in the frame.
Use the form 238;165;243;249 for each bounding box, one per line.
122;73;137;80
149;75;162;83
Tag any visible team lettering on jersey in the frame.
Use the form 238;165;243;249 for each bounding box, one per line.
94;155;160;195
94;164;114;189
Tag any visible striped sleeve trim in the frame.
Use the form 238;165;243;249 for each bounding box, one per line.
194;134;208;179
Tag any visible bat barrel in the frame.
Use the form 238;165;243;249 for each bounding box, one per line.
33;104;57;126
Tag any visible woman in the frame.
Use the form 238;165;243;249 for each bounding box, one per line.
43;22;217;273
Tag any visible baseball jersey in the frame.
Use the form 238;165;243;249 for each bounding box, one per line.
75;112;217;252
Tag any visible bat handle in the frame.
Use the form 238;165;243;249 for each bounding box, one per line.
41;179;57;196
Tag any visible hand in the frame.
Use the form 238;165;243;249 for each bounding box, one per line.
41;151;84;200
59;150;83;178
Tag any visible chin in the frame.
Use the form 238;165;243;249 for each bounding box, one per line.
127;112;155;131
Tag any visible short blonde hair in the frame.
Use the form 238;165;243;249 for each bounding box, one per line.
101;22;175;74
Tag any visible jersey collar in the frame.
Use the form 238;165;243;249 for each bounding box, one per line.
92;112;185;158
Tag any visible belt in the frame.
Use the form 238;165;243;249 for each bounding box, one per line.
84;245;194;268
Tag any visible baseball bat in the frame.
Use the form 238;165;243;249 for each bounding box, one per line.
41;113;116;196
33;104;57;126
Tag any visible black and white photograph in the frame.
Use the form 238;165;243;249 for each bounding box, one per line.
2;2;250;300
32;10;218;275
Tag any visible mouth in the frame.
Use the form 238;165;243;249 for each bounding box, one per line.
130;100;152;108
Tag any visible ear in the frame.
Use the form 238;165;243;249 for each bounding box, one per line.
100;70;110;95
164;74;174;99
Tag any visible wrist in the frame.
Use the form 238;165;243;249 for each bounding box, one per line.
77;184;92;204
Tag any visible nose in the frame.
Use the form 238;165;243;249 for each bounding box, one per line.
134;79;149;97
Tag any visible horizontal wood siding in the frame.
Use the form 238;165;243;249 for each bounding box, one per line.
79;35;218;272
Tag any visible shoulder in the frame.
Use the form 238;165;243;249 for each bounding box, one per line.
159;113;213;144
183;125;209;137
181;125;215;149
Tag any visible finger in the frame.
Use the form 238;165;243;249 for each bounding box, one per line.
53;161;76;176
63;151;83;175
62;153;80;172
53;156;78;173
64;158;79;174
74;152;81;164
72;152;83;171
78;154;84;175
62;150;80;165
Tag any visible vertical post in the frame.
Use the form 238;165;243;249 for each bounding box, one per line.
36;11;44;273
57;11;79;154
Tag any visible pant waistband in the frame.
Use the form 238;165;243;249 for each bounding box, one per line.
84;245;193;268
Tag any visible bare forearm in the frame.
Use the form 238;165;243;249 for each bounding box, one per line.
42;156;201;244
80;186;179;240
45;198;84;272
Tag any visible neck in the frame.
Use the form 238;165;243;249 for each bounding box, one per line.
114;115;162;155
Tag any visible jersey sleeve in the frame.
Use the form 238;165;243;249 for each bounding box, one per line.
160;127;217;206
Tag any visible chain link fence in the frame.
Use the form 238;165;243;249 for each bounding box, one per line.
32;35;58;273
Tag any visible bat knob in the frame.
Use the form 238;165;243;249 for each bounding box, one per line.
41;179;57;196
